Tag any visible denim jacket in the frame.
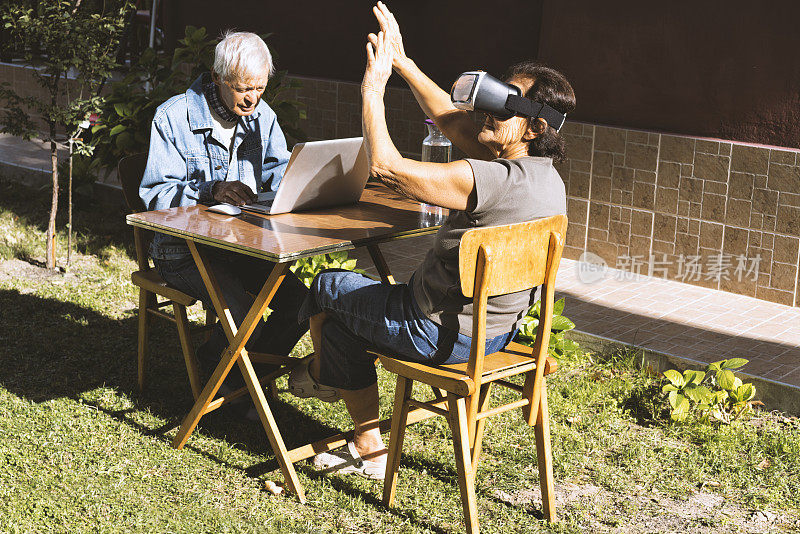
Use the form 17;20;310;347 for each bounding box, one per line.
140;73;290;260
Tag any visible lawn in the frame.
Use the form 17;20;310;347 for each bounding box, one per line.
1;178;799;533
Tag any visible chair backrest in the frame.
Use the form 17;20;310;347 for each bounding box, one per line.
458;215;568;387
459;215;567;299
117;153;151;270
117;152;148;214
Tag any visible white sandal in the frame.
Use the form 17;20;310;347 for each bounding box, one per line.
313;442;387;480
288;354;340;402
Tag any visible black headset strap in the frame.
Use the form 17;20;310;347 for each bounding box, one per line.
505;94;566;132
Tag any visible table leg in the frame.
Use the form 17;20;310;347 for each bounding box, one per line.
366;244;396;285
171;241;305;502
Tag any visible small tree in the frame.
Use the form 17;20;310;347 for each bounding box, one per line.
0;0;130;269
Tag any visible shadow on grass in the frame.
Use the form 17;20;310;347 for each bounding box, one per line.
622;382;669;427
0;288;340;468
1;286;541;531
0;287;469;531
296;467;453;534
487;491;547;521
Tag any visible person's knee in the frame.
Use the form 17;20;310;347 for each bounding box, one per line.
309;269;350;308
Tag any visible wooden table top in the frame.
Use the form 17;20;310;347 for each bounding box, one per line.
126;183;447;262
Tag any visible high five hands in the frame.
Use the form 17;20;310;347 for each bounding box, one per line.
363;30;393;97
369;2;408;71
363;2;408;97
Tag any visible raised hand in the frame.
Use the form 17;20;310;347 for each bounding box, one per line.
369;1;408;71
363;30;393;97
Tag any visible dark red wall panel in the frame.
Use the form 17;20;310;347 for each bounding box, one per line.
164;1;543;90
538;0;800;148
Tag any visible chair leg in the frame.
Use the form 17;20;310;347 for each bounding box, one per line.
447;393;480;534
174;303;202;400
470;382;493;473
137;289;153;393
534;378;556;522
267;379;279;400
204;307;216;342
431;386;446;400
522;369;536;426
383;375;413;507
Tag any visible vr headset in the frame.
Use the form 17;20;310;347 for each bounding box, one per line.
450;71;567;132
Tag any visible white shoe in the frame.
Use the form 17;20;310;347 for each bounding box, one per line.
313;442;387;480
288;355;340;402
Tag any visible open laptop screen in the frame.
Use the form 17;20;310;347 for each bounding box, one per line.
242;137;368;215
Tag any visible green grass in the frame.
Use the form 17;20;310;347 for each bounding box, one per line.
1;178;799;533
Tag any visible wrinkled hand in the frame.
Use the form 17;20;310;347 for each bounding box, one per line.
211;181;256;206
362;30;393;96
369;1;408;71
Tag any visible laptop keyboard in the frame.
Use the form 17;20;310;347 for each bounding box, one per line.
242;191;276;213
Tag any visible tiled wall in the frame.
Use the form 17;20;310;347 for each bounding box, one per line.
287;75;800;309
558;123;800;308
287;75;429;158
0;62;84;132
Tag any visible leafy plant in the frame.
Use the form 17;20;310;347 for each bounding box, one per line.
0;0;131;268
89;26;307;177
662;358;757;424
517;297;580;358
289;251;363;288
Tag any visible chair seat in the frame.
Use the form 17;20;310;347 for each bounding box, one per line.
375;341;558;397
131;269;196;307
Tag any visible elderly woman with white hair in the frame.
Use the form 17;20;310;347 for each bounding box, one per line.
140;31;308;398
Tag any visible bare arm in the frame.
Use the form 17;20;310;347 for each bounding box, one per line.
371;2;494;161
363;31;477;211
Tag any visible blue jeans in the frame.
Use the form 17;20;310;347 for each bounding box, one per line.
153;247;309;380
298;270;517;391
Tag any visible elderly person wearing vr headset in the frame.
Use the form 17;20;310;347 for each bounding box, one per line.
288;2;575;477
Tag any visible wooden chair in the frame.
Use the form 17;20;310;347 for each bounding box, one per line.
375;215;568;533
118;153;215;399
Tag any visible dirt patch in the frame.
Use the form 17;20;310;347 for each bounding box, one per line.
493;483;798;533
0;258;68;282
0;256;101;284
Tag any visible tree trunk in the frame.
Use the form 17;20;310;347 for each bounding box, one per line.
67;141;73;267
46;130;58;270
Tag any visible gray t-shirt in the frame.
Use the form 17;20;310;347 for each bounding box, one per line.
411;156;567;337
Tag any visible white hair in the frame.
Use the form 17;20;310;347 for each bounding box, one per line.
213;30;274;82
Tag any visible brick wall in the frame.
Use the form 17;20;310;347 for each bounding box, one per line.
287;75;428;158
0;61;85;134
557;122;800;308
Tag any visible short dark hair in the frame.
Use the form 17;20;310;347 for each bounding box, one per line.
504;61;576;163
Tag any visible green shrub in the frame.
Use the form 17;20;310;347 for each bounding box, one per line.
289;251;363;288
517;297;580;358
662;358;758;424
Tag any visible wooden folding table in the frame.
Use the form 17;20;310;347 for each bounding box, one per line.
126;183;445;502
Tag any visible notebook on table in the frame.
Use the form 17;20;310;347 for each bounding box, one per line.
242;137;369;215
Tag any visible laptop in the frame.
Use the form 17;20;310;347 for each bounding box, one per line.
242;137;369;215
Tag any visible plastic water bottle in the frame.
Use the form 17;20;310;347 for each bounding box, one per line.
420;119;451;226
